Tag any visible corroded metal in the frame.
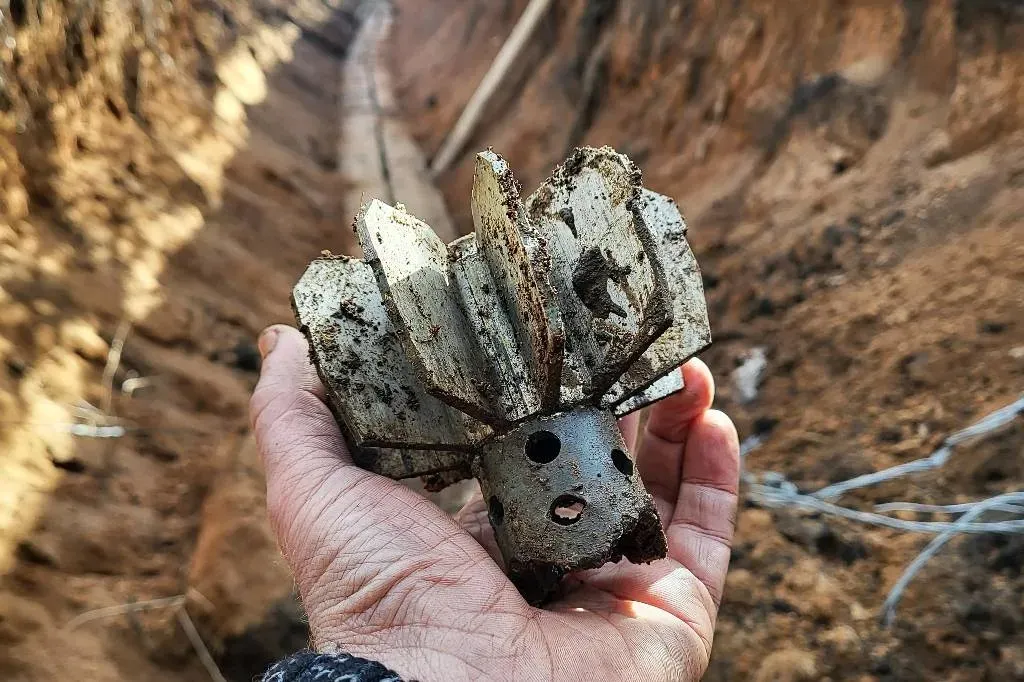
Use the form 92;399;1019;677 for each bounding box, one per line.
293;146;711;604
476;407;664;604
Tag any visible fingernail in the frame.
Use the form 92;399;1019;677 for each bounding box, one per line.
258;327;279;359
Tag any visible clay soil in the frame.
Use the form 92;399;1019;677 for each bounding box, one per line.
1;0;1023;681
388;1;1024;680
0;1;362;680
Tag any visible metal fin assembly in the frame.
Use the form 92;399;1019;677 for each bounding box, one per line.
293;146;711;603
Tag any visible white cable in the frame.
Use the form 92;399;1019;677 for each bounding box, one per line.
874;500;1024;515
880;492;1024;626
813;395;1024;500
745;474;1024;534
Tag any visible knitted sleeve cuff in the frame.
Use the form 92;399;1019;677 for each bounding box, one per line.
262;650;405;682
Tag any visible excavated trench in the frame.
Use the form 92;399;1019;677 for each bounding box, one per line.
0;2;381;680
388;1;1024;679
2;1;1024;680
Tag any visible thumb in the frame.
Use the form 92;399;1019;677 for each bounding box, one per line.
248;328;524;653
249;324;351;504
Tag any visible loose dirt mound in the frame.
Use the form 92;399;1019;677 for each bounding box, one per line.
389;1;1024;679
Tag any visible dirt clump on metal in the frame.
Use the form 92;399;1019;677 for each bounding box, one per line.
294;146;711;603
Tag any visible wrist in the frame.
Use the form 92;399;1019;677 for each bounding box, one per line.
263;650;403;682
311;620;546;682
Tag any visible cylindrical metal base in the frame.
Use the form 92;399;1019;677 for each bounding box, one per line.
476;406;666;604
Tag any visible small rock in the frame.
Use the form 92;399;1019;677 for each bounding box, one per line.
214;87;246;125
739;508;775;535
884;306;910;325
754;649;817;682
31;299;58;317
216;43;267;105
922;130;952;167
733;347;768;404
997;644;1024;679
821;624;861;656
3;186;29;220
60;320;110;362
1010;346;1024;360
783;558;849;618
725;568;757;605
850;601;871;621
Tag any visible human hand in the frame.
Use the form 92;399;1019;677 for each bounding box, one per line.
250;325;739;682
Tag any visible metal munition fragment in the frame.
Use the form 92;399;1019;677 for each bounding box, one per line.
293;146;711;604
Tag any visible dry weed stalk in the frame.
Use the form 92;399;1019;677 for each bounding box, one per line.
66;589;226;682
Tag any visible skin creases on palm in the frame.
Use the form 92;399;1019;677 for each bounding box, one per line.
250;325;739;681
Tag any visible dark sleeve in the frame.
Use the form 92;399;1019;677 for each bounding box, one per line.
261;650;405;682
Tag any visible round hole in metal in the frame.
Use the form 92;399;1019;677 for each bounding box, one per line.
488;496;504;526
525;430;560;463
550;494;586;526
611;448;634;476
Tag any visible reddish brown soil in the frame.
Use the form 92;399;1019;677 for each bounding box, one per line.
0;2;359;680
2;1;1023;681
388;1;1024;679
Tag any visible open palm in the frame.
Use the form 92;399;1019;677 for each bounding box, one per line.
251;325;739;682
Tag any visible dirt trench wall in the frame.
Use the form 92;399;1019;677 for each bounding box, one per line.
3;0;233;222
389;1;1024;681
1;0;358;241
0;0;259;589
0;2;361;681
390;0;1024;229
